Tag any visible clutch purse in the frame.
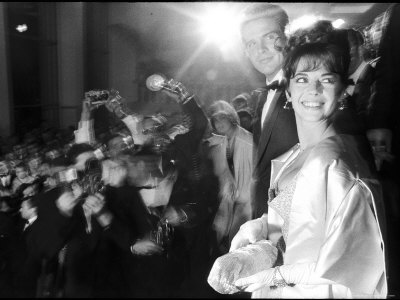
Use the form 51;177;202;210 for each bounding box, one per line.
207;240;278;294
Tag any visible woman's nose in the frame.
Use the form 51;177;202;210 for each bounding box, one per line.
308;80;323;94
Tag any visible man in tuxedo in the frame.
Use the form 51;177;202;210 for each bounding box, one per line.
239;3;298;218
10;196;42;297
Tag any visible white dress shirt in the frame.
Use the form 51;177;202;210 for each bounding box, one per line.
261;69;284;128
23;215;38;231
346;61;368;96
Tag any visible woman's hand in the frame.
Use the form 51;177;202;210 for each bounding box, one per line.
235;268;275;292
229;217;266;251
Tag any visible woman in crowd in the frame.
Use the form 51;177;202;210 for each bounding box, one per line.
207;100;253;254
231;42;386;298
11;162;35;194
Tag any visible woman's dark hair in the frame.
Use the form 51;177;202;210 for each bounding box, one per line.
283;42;350;85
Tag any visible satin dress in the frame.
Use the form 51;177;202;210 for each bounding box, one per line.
253;134;387;299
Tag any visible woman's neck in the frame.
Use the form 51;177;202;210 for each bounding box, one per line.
226;126;238;140
296;118;336;151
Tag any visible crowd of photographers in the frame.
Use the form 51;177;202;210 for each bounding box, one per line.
0;80;240;298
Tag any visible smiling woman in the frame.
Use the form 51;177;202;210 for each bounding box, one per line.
284;43;348;125
227;40;387;298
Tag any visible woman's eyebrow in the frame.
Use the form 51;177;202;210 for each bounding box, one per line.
293;72;308;76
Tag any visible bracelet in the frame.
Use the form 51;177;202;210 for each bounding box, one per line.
272;267;288;288
271;266;295;289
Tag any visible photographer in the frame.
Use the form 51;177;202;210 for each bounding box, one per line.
106;78;221;297
33;143;132;297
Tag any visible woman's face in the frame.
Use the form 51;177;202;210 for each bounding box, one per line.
213;116;234;136
288;58;345;123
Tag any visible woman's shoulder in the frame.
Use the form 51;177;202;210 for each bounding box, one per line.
304;134;373;177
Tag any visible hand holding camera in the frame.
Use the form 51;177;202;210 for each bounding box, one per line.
83;89;131;119
56;190;80;217
146;74;193;104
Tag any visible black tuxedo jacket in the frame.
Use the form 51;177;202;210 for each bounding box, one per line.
249;86;298;218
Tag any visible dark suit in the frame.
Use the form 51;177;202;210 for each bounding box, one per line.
370;4;400;297
249;86;298;218
161;96;221;297
10;217;43;298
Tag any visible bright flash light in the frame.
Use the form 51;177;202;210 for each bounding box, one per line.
332;19;345;28
16;24;28;33
199;5;239;46
287;15;321;34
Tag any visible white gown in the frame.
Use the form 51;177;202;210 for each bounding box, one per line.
253;134;387;299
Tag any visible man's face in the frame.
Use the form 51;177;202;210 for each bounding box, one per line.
242;17;285;80
20;200;36;220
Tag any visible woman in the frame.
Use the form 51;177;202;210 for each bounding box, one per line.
207;100;254;253
231;43;386;298
11;162;35;194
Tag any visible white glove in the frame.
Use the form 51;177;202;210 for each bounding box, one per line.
235;263;334;292
229;214;268;251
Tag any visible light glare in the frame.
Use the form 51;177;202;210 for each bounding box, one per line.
16;24;28;33
288;15;322;34
199;6;238;46
332;19;345;28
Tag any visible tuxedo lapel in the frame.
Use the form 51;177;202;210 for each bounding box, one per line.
256;89;285;167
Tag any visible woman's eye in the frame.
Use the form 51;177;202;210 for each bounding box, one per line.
295;77;307;83
321;77;336;84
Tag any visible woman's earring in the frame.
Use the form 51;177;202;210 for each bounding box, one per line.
283;100;293;110
338;92;349;110
284;91;293;110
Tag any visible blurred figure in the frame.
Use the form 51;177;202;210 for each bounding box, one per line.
207;100;254;254
231;92;251;112
231;92;254;133
9;196;42;298
370;4;400;297
237;108;254;133
0;160;13;197
12;162;35;194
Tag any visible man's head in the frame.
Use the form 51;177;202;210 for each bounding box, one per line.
20;197;38;221
239;3;289;80
15;162;29;180
231;92;251;112
347;29;366;75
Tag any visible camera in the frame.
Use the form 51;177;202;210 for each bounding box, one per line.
80;158;106;196
84;90;110;107
56;158;105;196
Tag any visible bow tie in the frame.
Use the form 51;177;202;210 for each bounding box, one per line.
265;80;282;91
137;185;157;190
347;78;355;86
